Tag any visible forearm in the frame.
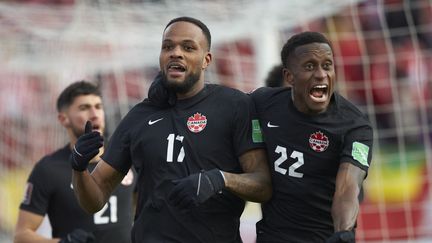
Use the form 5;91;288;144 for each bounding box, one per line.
332;162;366;232
331;188;359;231
14;229;59;243
223;171;271;202
72;170;107;213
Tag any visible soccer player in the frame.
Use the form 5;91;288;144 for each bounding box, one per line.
251;31;373;243
14;81;136;243
264;64;286;88
70;16;272;243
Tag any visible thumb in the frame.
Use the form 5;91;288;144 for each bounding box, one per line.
85;121;93;134
171;179;180;185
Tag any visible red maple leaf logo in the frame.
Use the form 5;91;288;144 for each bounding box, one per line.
187;112;207;133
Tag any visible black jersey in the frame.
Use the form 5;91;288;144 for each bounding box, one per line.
20;145;136;242
102;84;264;243
251;87;373;242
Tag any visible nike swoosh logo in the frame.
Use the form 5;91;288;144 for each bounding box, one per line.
148;118;163;125
267;122;279;128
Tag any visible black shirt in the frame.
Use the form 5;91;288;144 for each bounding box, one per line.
251;87;373;242
102;84;264;243
20;145;136;242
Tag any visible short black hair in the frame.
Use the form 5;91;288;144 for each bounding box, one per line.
56;81;101;112
165;16;211;51
281;31;332;68
265;64;284;87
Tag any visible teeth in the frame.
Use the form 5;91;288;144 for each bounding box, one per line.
169;63;181;67
314;85;327;89
168;64;185;71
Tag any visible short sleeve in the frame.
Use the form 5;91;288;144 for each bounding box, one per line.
19;162;50;216
340;124;373;173
232;94;265;157
102;115;133;175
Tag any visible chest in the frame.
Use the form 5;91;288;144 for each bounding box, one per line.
129;104;238;175
259;109;349;177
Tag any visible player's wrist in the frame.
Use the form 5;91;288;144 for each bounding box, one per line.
219;170;226;185
204;169;226;193
326;230;355;243
69;152;89;172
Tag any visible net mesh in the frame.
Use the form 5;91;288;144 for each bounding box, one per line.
1;0;432;242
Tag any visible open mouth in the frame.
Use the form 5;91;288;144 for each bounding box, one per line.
309;84;328;102
168;63;186;72
91;124;101;132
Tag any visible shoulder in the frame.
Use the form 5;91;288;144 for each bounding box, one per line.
250;86;288;100
334;93;372;127
129;99;159;113
37;146;69;166
335;93;367;117
205;84;253;106
30;146;69;177
119;100;160;123
250;87;291;112
209;84;247;98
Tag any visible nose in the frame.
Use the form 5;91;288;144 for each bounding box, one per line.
315;66;327;80
89;107;102;121
169;46;183;59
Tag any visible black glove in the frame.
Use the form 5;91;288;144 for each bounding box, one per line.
147;72;176;108
59;228;95;243
168;169;225;209
325;230;355;243
69;121;103;171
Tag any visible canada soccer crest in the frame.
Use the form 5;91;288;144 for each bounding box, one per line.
187;112;207;133
309;131;329;152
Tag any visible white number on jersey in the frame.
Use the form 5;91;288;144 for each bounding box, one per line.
94;196;118;224
274;145;304;178
166;133;185;162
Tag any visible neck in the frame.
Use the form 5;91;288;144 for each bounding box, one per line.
176;79;205;100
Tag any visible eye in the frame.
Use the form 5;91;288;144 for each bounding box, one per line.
95;104;103;110
305;63;314;70
162;44;173;50
323;62;333;70
78;105;90;111
183;45;195;51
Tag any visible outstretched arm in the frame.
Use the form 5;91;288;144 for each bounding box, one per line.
168;148;272;209
14;211;59;243
72;160;124;213
331;162;366;231
71;121;125;213
14;211;95;243
223;148;272;202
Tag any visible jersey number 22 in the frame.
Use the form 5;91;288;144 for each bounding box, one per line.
274;145;304;178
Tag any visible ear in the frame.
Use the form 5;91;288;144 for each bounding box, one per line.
202;52;212;69
58;112;69;128
283;67;294;86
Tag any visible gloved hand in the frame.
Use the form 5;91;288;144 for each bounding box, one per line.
325;230;355;243
147;72;176;108
59;228;95;243
168;169;225;209
69;121;103;171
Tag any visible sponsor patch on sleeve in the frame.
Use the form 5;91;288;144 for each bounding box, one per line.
252;119;263;143
22;182;33;205
352;142;370;167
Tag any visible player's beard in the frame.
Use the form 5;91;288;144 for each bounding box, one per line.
71;124;85;139
162;71;201;94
